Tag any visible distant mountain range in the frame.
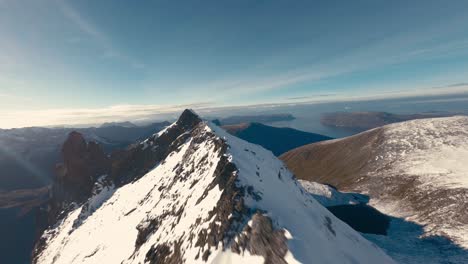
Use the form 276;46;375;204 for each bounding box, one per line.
0;121;170;191
99;121;137;128
320;111;462;131
223;122;332;156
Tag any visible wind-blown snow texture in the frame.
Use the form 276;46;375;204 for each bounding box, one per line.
286;116;468;250
34;111;394;264
368;116;468;248
375;116;468;190
299;178;468;264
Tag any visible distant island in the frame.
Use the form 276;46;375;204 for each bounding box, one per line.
321;111;462;131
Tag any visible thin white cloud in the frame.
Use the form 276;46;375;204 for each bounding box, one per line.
2;84;467;129
58;0;102;40
0;102;214;129
167;67;344;103
200;14;468;100
56;0;145;69
147;32;468;103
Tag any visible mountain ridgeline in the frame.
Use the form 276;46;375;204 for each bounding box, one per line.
33;110;394;264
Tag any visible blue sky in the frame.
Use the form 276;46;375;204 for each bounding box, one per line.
1;0;468;128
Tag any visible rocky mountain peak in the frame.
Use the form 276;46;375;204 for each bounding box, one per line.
62;131;87;163
48;132;110;224
177;109;202;129
61;131;109;183
34;110;395;264
108;109;202;186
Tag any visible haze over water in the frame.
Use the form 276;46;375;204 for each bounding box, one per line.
234;94;468;138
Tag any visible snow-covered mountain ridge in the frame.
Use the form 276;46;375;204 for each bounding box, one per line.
33;110;394;264
370;116;468;248
282;116;468;250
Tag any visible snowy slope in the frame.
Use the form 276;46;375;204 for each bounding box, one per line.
209;124;393;264
374;116;468;190
282;116;468;250
298;180;368;207
368;116;468;247
34;110;394;264
298;178;468;264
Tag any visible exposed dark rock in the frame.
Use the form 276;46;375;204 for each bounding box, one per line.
202;249;211;261
231;213;288;264
178;109;202;130
136;218;160;249
145;244;170;264
49;132;110;223
246;186;262;201
145;241;183;264
193;137;248;259
324;216;336;236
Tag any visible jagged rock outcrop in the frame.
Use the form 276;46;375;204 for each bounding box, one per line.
231;213;288;264
49;132;110;223
33;132;112;259
33;109;395;264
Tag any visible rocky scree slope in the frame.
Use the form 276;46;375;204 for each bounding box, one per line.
33;110;394;264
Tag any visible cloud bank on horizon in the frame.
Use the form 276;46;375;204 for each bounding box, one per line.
2;85;468;129
1;0;468;128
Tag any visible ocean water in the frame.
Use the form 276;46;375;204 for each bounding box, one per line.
254;94;468;138
0;207;37;264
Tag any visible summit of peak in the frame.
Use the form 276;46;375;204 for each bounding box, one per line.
176;109;202;130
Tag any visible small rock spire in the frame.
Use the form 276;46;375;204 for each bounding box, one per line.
177;109;202;130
